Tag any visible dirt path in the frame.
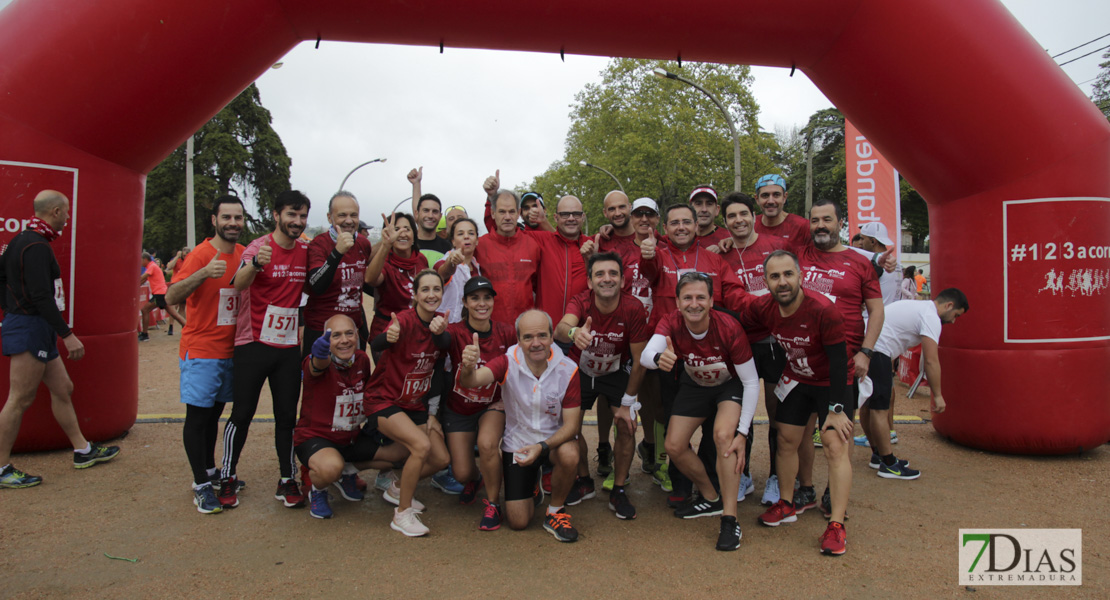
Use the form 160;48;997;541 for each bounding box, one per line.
1;328;1104;598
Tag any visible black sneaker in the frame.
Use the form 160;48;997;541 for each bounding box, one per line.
636;441;656;474
820;487;849;520
193;483;222;514
543;509;579;542
167;325;174;335
716;515;742;551
674;494;723;519
533;484;543;507
608;487;637;520
137;333;149;342
794;486;817;514
596;444;613;477
73;443;120;469
565;476;596;506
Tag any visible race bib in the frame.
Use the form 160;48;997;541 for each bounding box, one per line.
217;288;240;326
684;361;731;387
454;370;497;404
399;371;432;403
53;278;65;311
331;391;366;431
259;304;298;346
774;374;800;402
580;349;621;378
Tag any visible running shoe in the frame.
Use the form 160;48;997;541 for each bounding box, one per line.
819;487;849;520
431;466;464;495
193;483;222;514
653;464;673;492
674;494;723;519
459;476;483;505
565;476;596;506
601;470;616;492
667;491;690;509
812;429;823;447
73;443;120;469
758;499;797;527
543;509;579;542
382;481;426;512
167;325;174;335
596;444;613;477
533;485;543;507
0;464;42;488
300;463;312;490
208;469;244;490
479;499;502;531
793;486;818;514
391;506;429;537
636;441;656;474
870;455;911;470
716;515;742;551
375;470;398;492
309;488;333;519
738;473;755;502
877;460;921;480
609;486;637;520
333;473;365;501
541;467;552;494
138;332;149;342
853;434;870;447
217;476;239;508
760;474;780;506
354;474;368;491
890;430;899;445
275;478;306;508
820;521;847;555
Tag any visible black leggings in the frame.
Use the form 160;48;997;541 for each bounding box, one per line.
183;403;225;485
222;342;302;479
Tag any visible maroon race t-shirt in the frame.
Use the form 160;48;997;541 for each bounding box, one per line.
798;245;882;353
719;233;788;341
305;233;373;330
654;309;752;387
597;233;653;311
235;234;308;348
369;252;429;339
642;241;742;327
744;291;845;385
364;308;444;414
293;351;373;447
565;290;650;378
756;213;811;253
694;226;731;249
446;320;516;415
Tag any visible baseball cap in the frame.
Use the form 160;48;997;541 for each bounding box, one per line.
859;222;894;247
754;174;786;192
463;276;497;297
521;192;545;209
358;220;370;231
631;197;659;214
688;185;718;203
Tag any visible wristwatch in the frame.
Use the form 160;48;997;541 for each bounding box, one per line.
859;347;874;359
251;256;265;271
829;403;845;415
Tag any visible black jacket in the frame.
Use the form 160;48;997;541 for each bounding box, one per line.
0;230;70;337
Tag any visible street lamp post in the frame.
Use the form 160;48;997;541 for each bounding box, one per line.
653;68;742;192
338;158;388;192
578;160;625;193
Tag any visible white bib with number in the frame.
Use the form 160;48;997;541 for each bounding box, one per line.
684;361;731;387
331;391;365;431
259;304;298;346
400;371;432;403
774;374;800;402
217;288;240;326
53;278;65;311
580;349;621;378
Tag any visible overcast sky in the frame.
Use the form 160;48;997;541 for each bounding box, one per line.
250;0;1110;232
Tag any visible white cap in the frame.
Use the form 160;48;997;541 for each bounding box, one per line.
631;197;659;214
859;221;894;247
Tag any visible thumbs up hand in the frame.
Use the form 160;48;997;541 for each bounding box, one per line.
429;310;449;335
657;335;677;371
640;230;657;259
255;242;273;267
483;170;500;197
206;253;227;279
386;312;401;343
573;316;594;351
311;329;332;360
462;332;481;369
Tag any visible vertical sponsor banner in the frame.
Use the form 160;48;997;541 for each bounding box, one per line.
845;120;900;258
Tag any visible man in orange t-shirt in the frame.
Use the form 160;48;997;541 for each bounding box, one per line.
166;196;246;513
139;251;186;341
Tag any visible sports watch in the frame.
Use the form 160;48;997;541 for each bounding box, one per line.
829;403;845;415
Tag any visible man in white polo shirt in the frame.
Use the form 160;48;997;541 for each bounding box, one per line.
862;288;969;479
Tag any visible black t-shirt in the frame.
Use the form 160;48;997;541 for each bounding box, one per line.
0;230;69;337
416;235;453;266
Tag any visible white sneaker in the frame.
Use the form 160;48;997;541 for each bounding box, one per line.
391;506;429;537
738;474;755;502
375;470;398;492
760;475;780;506
383;481;426;512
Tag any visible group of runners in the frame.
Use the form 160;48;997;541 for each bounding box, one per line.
1;170;969;556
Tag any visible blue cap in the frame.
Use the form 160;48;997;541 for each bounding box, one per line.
754;174;786;192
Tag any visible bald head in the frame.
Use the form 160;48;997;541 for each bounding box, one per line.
603;190;631;231
34;190;68;216
323;314;359;361
554;195;584;238
324;314;356;332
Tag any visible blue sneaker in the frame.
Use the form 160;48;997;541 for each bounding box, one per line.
431;467;464;495
0;464;42;489
309;488;333;519
193;483;222;514
853;435;869;447
333;473;364;501
890;430;899;445
738;473;755;502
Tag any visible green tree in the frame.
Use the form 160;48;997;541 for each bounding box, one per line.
1092;49;1110;122
524;59;780;232
142;83;292;257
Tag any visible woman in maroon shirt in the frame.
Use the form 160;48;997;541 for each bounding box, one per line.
364;212;429;344
363;269;451;537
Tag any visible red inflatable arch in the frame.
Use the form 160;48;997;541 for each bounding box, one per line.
1;0;1107;454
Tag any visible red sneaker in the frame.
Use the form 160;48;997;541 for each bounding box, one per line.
820;521;847;555
541;470;552;495
479;499;502;531
218;476;239;508
354;474;368;492
758;499;798;527
300;464;312;490
275;478;306;508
